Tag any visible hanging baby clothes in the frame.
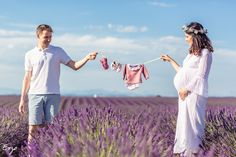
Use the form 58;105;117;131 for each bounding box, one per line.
111;61;122;72
123;64;149;90
100;57;109;70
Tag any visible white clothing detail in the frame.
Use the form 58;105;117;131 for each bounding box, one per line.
174;49;212;97
126;64;142;90
174;94;207;155
25;45;71;94
127;84;140;90
173;49;212;155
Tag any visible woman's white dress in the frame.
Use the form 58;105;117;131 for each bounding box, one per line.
173;49;212;156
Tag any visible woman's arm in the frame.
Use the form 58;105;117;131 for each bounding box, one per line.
161;54;189;100
180;50;212;100
160;54;180;73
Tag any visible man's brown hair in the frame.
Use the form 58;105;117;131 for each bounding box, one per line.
36;24;53;34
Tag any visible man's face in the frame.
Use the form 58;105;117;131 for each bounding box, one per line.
37;30;52;46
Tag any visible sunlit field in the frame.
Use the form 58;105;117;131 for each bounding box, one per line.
0;96;235;157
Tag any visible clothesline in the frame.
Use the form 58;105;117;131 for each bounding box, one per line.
99;52;161;65
143;57;161;65
98;52;161;91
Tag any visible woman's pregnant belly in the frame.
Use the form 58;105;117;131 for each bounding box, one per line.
173;68;187;91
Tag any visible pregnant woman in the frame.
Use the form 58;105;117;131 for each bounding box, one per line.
161;22;213;156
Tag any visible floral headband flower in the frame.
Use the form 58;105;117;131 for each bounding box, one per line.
182;25;208;34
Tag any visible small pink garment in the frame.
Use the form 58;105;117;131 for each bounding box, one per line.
100;57;109;70
123;64;149;90
111;61;122;72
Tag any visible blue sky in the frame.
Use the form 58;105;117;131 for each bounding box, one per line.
0;0;235;96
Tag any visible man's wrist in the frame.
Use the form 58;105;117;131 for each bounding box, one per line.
85;55;90;60
20;95;27;102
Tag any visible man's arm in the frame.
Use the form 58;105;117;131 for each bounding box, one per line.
66;52;98;70
19;71;32;114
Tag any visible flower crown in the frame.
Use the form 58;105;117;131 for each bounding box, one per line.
182;25;207;34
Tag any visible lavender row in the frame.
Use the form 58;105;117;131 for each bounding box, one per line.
0;96;235;156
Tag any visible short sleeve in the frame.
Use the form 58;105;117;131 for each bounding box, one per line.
25;53;32;72
58;48;71;65
142;65;149;80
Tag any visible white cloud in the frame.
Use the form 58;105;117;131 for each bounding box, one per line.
0;28;185;96
0;29;34;37
6;23;36;29
0;15;7;19
215;48;236;58
148;0;175;8
0;31;34;58
107;24;148;33
84;24;148;33
0;17;36;29
117;25;138;33
140;26;148;32
0;28;235;96
54;34;148;55
84;25;104;31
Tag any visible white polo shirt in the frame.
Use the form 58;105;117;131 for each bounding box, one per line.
25;45;71;94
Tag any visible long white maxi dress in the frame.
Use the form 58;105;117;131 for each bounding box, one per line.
173;49;212;156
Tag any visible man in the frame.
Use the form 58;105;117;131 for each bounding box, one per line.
18;24;98;141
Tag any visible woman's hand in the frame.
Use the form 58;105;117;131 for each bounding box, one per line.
160;54;180;73
179;88;190;101
160;54;172;62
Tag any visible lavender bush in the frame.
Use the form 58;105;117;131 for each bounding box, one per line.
0;96;27;157
0;96;235;157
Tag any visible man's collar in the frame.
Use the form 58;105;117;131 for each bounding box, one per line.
36;45;51;51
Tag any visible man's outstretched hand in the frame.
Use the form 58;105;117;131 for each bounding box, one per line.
87;52;98;60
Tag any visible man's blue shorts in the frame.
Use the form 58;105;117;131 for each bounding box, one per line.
28;94;61;125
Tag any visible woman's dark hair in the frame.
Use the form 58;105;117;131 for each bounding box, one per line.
183;22;214;55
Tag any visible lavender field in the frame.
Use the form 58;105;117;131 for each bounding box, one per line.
0;95;236;157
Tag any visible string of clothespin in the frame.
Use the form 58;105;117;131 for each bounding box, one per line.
143;57;161;65
99;52;162;72
99;52;161;65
